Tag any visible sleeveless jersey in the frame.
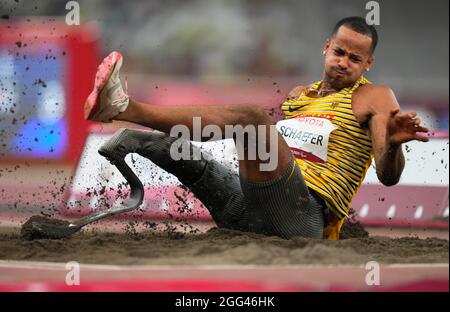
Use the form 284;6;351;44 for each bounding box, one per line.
280;76;374;239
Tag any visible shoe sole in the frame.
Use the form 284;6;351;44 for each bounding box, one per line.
84;51;123;120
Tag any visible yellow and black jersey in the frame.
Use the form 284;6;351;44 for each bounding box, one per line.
281;76;374;239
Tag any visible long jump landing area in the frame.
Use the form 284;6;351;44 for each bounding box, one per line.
0;217;448;292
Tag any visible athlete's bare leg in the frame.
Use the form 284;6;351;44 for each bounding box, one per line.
84;51;292;183
115;98;292;183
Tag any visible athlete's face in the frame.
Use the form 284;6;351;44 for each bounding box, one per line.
323;26;374;87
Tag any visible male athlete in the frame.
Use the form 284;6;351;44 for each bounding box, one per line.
84;17;429;240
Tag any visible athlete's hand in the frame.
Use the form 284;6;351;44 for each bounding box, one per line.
388;109;430;146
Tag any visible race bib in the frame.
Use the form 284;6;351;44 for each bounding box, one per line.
276;116;336;163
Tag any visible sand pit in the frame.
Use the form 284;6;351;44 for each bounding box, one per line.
0;224;447;266
20;215;72;240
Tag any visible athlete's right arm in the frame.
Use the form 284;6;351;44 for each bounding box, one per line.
357;85;429;186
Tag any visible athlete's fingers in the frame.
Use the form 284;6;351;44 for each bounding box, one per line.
397;111;415;120
414;125;429;133
414;133;430;142
397;112;416;124
400;116;420;129
390;108;400;117
404;116;416;124
406;117;421;127
413;117;421;126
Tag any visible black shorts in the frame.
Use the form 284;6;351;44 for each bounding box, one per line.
187;157;327;239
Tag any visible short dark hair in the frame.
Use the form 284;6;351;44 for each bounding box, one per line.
331;16;378;53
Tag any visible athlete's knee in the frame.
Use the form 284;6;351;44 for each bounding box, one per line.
233;105;273;127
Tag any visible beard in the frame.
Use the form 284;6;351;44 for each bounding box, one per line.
324;67;358;89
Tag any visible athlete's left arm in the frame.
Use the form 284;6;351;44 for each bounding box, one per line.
355;85;430;186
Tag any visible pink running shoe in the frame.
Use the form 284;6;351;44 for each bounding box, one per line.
84;51;129;122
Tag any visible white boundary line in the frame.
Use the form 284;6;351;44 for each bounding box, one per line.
0;260;447;271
